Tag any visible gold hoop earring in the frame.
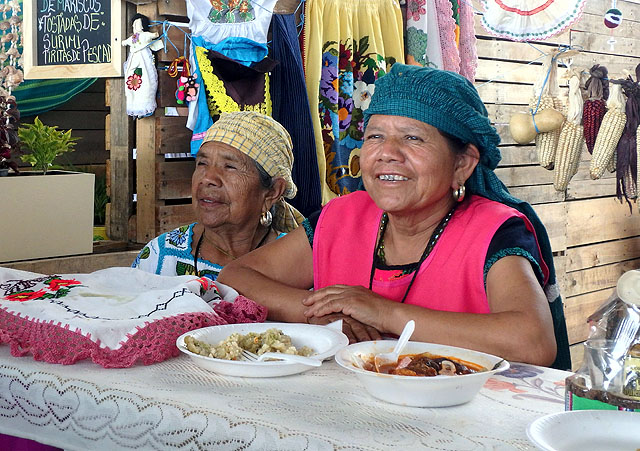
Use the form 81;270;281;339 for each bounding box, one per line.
453;184;466;202
260;210;273;227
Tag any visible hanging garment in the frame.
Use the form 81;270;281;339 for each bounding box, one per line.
191;44;275;155
480;0;587;42
270;14;322;217
435;0;460;74
405;0;443;68
458;0;478;81
122;30;164;118
304;0;404;202
186;0;277;44
188;36;270;155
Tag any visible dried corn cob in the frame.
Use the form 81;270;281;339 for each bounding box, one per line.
534;95;562;170
532;53;564;170
554;75;584;191
607;147;617;173
583;65;609;154
590;83;627;180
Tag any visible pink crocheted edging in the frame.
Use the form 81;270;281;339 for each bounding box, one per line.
0;296;267;368
458;0;477;82
435;0;460;74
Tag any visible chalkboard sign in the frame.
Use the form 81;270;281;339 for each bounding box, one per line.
24;0;124;79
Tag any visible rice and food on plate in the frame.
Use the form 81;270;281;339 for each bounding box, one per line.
184;328;314;360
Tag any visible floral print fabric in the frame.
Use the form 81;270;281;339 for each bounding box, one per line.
304;0;404;201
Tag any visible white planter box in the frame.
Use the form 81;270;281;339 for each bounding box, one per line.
0;170;95;263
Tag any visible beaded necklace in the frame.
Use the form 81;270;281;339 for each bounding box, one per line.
368;205;457;303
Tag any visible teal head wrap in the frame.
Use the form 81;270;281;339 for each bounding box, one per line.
364;64;570;370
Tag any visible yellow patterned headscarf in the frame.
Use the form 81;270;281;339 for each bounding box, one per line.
200;111;304;232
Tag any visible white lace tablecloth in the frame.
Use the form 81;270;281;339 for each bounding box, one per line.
0;346;568;450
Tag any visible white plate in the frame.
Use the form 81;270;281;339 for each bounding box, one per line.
527;410;640;451
176;323;349;377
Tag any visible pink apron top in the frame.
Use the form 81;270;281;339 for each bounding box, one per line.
313;191;548;313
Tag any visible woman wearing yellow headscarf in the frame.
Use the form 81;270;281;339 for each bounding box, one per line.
132;111;304;279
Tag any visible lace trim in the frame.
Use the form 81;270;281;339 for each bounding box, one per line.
196;46;271;116
435;0;460;73
458;0;477;81
0;296;267;368
483;247;544;287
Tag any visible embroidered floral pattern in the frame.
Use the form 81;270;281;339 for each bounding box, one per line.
405;27;434;67
168;225;190;248
318;37;395;195
126;73;143;91
406;0;427;21
131;33;140;44
208;0;255;23
2;276;82;302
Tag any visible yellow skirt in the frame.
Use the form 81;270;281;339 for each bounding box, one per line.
304;0;404;202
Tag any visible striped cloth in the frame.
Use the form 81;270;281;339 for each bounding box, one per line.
13;78;97;117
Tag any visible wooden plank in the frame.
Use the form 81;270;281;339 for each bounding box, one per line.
158;0;187;17
157;204;195;234
508;184;565;205
156;116;192;155
566;176;618;200
564;288;615;344
105;113;111;151
534;202;568;252
498;145;538;167
156;25;190;63
2;250;142;274
571;11;639;39
158;69;180;108
495;165;555;187
563;258;640;297
582;0;640;21
108;77;134;242
27;110;108;130
566;236;640;272
53;92;109;111
475;37;558;63
157;160;195;200
568;34;640;76
475;81;536;105
136;116;160;244
567;197;640;246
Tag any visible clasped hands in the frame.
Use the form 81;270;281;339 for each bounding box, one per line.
301;285;390;343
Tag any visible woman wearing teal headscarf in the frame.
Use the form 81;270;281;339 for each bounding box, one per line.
219;65;570;370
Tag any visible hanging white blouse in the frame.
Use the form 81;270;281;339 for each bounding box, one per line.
186;0;278;44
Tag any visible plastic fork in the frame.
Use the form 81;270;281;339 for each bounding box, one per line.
374;320;415;372
241;349;322;366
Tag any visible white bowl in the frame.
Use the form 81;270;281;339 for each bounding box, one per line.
177;322;349;377
335;341;509;407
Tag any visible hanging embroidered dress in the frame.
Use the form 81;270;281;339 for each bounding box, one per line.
480;0;587;41
304;0;404;202
122;28;164;118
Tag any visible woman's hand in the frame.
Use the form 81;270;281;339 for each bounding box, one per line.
307;313;383;343
302;285;393;333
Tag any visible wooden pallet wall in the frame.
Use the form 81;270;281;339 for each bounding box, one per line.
472;0;640;369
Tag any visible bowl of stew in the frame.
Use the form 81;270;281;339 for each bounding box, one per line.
335;341;509;407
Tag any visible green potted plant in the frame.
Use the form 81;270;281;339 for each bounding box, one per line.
18;116;79;174
0;117;95;263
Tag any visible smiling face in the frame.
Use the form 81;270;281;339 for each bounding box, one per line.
192;141;268;229
361;114;468;218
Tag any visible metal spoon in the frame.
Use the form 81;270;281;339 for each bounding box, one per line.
374;320;415;372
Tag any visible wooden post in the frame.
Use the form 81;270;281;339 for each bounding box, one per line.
108;77;134;242
136;115;160;244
